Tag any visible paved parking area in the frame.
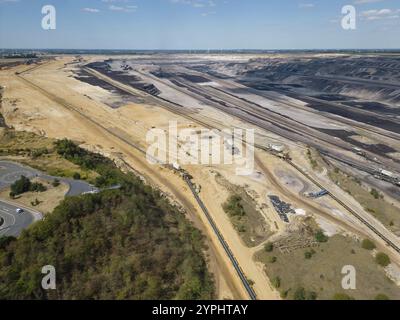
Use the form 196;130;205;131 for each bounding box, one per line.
0;160;98;196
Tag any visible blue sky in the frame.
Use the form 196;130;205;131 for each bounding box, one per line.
0;0;399;49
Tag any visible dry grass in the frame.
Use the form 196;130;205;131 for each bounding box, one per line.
0;129;98;182
0;129;52;152
256;233;400;300
216;174;272;247
305;147;326;172
329;169;400;235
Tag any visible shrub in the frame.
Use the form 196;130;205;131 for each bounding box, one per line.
375;294;390;300
31;198;41;207
55;139;127;188
293;287;317;300
222;195;246;217
73;172;81;180
333;293;354;300
315;230;328;243
268;256;277;263
10;176;46;195
307;291;317;300
375;252;391;267
304;249;316;260
370;189;380;199
361;239;376;250
30;182;47;192
271;276;281;289
52;179;60;187
10;175;31;195
264;242;274;252
293;287;306;300
31;148;48;159
54;139;112;170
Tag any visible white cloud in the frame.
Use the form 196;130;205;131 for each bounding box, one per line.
0;0;20;3
360;8;400;20
354;0;384;4
103;0;137;12
82;7;100;13
201;11;216;16
109;4;138;12
170;0;217;16
299;3;315;9
170;0;216;8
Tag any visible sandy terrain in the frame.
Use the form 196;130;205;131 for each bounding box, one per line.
0;58;249;300
1;56;399;299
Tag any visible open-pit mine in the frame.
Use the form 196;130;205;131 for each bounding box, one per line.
1;51;400;301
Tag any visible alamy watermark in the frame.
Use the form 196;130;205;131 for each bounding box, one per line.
146;121;255;176
42;5;56;30
40;5;357;32
41;265;56;290
341;5;356;30
341;265;356;290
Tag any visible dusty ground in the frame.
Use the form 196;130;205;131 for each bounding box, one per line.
0;178;69;214
1;56;399;300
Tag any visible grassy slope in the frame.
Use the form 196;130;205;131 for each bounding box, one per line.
217;174;272;247
256;234;400;300
329;169;400;235
0;129;98;182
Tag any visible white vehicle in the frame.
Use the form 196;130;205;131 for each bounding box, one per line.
16;208;24;214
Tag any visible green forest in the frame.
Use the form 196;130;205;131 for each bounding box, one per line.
0;140;214;300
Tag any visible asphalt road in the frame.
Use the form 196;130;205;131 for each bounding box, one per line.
0;160;99;237
0;160;98;196
0;200;41;237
